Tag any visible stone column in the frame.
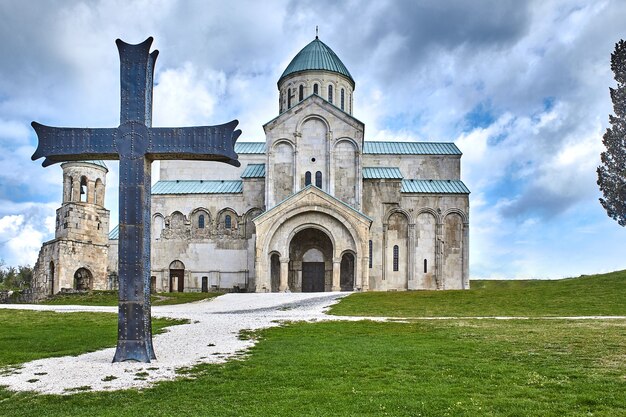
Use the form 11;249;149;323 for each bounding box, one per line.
407;224;416;289
462;222;470;289
332;257;341;291
435;222;443;290
279;257;289;292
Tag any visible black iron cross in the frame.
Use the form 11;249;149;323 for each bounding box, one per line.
31;37;241;362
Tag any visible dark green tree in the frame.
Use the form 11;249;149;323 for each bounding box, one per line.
598;40;626;226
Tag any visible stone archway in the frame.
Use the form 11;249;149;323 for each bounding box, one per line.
289;228;333;292
169;260;185;293
74;268;93;290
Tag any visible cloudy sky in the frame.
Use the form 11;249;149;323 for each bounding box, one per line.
1;0;625;279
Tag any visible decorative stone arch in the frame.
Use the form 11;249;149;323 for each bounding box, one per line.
268;138;296;207
332;137;361;208
217;207;239;237
284;222;339;259
383;207;414;225
383;208;414;289
295;113;331;134
152;213;165;240
244;207;264;239
416;207;442;224
168;211;186;228
443;207;469;225
442;209;470;290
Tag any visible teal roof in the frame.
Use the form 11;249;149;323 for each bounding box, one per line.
109;225;119;240
364;142;461;155
235;142;266;154
363;167;403;179
152;180;243;194
279;38;354;85
241;164;266;178
401;179;470;194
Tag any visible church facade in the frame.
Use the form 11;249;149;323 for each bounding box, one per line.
33;37;470;296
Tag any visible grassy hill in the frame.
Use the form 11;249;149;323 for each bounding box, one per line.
329;269;626;317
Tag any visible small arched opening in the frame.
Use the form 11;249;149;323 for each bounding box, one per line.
79;176;88;202
49;261;55;295
73;268;93;291
270;253;280;292
340;252;355;291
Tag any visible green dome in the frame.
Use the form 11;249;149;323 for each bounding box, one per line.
279;37;354;86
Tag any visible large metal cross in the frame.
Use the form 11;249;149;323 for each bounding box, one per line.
31;37;241;362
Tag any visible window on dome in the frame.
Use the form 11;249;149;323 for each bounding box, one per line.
315;171;322;188
341;88;345;110
305;171;312;186
80;176;88;202
328;85;333;104
299;85;304;101
313;83;319;95
287;88;292;109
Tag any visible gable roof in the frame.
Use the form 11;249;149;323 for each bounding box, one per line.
241;163;266;178
235;142;266;154
364;141;461;155
254;185;372;223
152;180;243;194
362;167;403;179
401;179;470;194
279;37;354;86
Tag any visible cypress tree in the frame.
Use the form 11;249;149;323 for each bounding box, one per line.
598;40;626;226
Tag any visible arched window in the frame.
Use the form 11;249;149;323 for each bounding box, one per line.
299;84;304;101
225;215;232;229
369;240;373;268
305;171;312;186
313;83;319;95
287;87;292;109
198;214;205;229
80;177;88;202
424;259;428;273
328;85;333;103
49;261;55;295
315;171;322;188
393;245;399;271
341;88;345;110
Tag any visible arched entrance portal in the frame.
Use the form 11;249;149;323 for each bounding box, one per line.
169;260;185;293
289;228;333;292
340;252;355;291
73;268;92;290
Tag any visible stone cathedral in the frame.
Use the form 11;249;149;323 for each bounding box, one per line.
32;37;470;296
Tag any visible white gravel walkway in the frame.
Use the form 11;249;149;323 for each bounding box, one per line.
0;293;359;395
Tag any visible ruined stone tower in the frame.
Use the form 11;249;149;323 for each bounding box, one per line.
31;161;110;298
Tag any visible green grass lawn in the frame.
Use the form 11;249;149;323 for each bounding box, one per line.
0;319;624;416
329;270;626;317
0;271;624;416
41;291;222;307
0;310;185;367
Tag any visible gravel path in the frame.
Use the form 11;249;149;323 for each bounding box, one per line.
0;294;624;395
0;293;358;395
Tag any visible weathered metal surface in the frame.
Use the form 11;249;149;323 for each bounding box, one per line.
31;37;241;362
